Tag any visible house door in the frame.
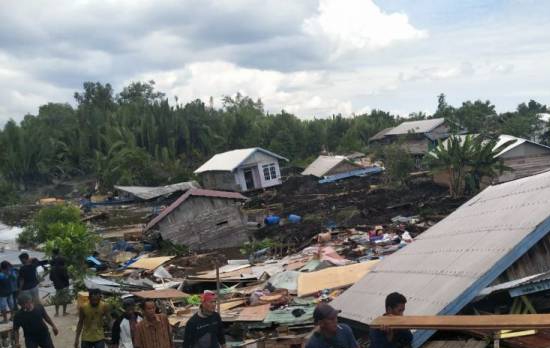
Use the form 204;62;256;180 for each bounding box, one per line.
244;169;256;190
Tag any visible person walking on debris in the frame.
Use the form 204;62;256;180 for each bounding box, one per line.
111;298;142;348
18;252;45;304
13;293;59;348
369;292;413;348
50;257;71;316
134;300;174;348
183;292;226;348
306;303;358;348
0;261;14;322
75;288;111;348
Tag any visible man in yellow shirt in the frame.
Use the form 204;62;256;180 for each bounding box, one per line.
74;289;110;348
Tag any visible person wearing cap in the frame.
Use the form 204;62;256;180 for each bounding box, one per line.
13;293;59;348
111;298;142;348
306;303;358;348
369;292;413;348
134;300;173;348
183;292;226;348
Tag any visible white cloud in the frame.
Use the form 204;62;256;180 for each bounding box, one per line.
132;61;355;118
303;0;427;57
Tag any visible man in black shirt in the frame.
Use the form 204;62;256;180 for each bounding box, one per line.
50;258;70;316
369;292;413;348
183;292;225;348
13;293;59;348
18;252;43;304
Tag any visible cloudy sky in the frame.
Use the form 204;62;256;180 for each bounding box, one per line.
1;0;550;124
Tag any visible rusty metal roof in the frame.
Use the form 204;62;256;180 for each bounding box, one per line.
332;169;550;347
144;189;248;231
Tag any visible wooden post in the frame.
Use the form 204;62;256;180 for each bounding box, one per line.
494;332;500;348
215;262;221;313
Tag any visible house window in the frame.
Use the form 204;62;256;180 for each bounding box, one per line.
262;163;278;181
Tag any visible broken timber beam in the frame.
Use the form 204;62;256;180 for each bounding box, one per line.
370;314;550;330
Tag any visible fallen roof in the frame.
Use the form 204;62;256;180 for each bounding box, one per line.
301;155;356;177
144;189;248;231
332;169;550;347
385;118;445;136
194;147;289;173
114;181;199;200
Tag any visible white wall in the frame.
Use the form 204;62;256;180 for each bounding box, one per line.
235;151;283;191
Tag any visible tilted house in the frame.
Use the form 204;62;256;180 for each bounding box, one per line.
332;169;550;347
302;155;363;178
194;148;289;192
493;135;550;183
370;118;451;155
144;189;249;250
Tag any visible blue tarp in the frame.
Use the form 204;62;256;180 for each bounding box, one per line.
318;166;383;184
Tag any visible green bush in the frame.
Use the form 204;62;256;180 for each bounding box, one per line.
18;204;81;245
18;204;98;278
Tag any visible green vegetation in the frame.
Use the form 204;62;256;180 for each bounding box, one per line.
17;204;98;275
426;135;515;198
240;238;281;256
0;83;547;195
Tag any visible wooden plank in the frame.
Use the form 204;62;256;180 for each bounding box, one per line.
129;256;174;270
132;288;189;299
371;314;550;330
220;299;246;311
297;260;379;297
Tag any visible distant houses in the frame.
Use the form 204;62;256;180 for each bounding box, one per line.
194;148;289;192
144;189;249;250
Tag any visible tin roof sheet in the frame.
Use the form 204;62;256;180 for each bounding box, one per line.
332;169;550;347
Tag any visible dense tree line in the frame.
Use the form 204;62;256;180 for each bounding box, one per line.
0;81;548;194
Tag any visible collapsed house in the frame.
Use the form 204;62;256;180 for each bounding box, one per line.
332;169;550;347
144;189;249;250
369;118;451;164
302;155;363;177
194;148;289;192
433;135;550;187
301;155;382;183
114;181;199;201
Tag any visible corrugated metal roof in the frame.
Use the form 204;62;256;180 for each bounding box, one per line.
437;134;550;158
495;134;550;157
332;169;550;348
369;127;394;141
194;148;289;173
114;181;199;200
302;155;353;177
386;118;445;136
144;189;248;231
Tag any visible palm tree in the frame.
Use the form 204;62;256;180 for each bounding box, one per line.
426;135;515;198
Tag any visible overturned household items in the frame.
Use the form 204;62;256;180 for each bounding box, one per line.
332;169;550;347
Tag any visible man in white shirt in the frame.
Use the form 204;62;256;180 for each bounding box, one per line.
111;299;142;348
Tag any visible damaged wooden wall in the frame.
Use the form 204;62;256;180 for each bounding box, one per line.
158;196;249;250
